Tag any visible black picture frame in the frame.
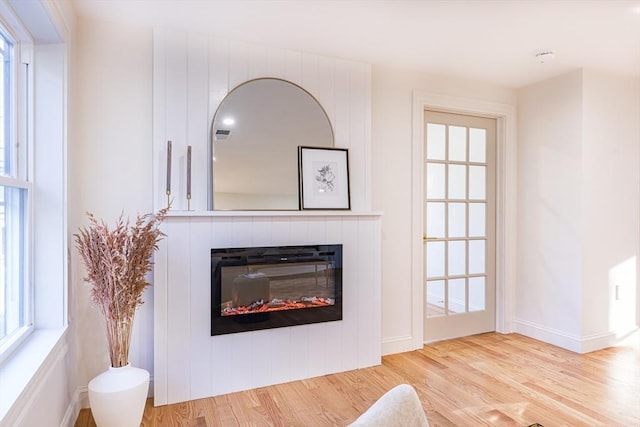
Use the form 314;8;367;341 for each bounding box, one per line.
298;146;351;210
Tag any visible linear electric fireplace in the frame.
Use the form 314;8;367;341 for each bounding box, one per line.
211;244;343;336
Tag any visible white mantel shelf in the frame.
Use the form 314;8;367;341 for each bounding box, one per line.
165;210;383;218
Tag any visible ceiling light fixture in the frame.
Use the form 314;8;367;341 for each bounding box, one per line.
535;51;556;63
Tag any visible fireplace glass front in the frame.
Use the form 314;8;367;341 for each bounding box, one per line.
211;244;342;335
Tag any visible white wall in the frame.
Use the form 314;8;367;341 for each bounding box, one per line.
516;69;640;352
581;70;640;339
71;16;155;390
516;71;584;344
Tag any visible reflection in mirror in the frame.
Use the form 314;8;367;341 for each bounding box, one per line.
211;78;334;210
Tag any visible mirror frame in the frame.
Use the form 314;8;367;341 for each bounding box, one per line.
209;77;335;210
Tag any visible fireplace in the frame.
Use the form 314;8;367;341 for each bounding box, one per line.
211;244;343;335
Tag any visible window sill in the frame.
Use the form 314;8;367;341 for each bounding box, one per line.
0;326;68;422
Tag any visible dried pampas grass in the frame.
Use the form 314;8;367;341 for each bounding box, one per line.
75;207;168;368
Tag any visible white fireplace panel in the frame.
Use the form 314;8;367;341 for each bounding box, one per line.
154;213;382;405
153;28;377;406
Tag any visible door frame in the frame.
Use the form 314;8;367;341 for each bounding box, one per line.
411;91;517;347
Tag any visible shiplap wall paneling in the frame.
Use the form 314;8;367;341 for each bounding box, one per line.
307;216;329;245
247;327;275;390
284;50;304;85
155;29;371;212
189;218;214;400
164;32;188;212
227;40;251;88
154;215;382;405
208;218;237;399
302;53;319;99
152;226;169;404
152;31;209;212
351;63;372;211
332;60;350;154
166;219;192;404
186;35;210;213
323;218;346;375
317;56;336;139
340;217;361;370
358;216;382;367
208;37;229;186
250;215;273;246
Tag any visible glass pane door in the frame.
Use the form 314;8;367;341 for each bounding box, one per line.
424;110;496;342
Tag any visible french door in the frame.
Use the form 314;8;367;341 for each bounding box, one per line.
423;110;496;342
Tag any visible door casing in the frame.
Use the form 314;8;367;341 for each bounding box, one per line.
411;91;517;349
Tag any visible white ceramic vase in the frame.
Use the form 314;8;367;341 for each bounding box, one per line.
88;364;149;427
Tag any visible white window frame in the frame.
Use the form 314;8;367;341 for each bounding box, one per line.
0;0;68;421
0;7;34;365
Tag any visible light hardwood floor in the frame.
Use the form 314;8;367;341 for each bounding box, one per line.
75;332;640;426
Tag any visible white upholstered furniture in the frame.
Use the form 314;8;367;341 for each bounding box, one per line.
348;384;430;427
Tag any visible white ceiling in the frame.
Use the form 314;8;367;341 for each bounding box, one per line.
71;0;640;88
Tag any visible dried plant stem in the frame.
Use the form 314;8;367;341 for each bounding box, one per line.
75;207;168;368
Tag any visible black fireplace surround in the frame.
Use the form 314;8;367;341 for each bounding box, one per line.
211;244;343;336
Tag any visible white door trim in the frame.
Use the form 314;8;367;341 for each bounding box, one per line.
411;91;517;348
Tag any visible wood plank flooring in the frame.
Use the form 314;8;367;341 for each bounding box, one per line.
74;332;640;426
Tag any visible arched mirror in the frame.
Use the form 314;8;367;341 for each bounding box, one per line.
211;78;334;210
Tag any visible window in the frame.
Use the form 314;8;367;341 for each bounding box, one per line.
0;22;31;362
0;0;67;422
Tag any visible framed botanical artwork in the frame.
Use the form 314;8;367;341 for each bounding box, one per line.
298;146;351;210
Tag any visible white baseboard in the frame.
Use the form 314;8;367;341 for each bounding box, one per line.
514;318;634;353
382;335;419;355
579;327;639;353
77;386;89;409
514;318;582;352
60;389;83;427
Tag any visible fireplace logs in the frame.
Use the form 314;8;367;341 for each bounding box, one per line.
222;296;335;316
